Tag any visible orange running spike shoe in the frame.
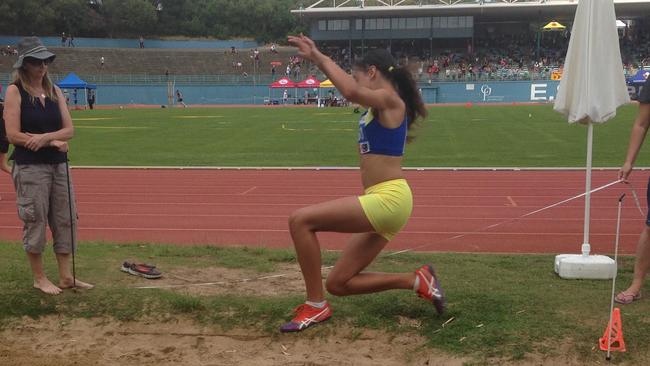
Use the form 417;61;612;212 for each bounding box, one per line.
280;302;332;332
415;264;446;315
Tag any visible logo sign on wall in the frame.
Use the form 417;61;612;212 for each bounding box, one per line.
530;83;560;102
480;84;504;102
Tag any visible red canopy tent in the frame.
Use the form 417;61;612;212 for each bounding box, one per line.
295;76;321;105
296;75;321;88
269;77;296;88
268;77;297;104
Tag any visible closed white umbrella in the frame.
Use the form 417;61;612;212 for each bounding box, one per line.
553;0;629;279
554;0;629;124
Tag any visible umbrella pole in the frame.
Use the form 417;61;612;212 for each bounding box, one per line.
582;122;594;257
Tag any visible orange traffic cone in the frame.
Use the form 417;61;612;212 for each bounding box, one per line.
599;307;626;352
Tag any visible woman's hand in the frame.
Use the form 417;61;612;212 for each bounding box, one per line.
619;162;633;183
50;140;69;153
0;158;10;174
287;34;324;64
24;133;51;151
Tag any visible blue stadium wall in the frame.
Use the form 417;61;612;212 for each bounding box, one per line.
91;80;564;105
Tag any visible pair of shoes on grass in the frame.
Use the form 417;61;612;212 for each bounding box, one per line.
120;261;162;279
280;264;445;333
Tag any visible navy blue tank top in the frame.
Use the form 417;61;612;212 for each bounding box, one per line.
11;83;67;165
358;108;407;156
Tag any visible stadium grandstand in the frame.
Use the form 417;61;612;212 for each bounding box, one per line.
292;0;650;82
0;45;299;86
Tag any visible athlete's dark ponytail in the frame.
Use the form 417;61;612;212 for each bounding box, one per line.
354;49;427;140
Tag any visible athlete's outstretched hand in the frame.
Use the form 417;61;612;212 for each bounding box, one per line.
288;34;323;64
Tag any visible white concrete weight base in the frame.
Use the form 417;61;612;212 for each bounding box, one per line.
554;254;616;279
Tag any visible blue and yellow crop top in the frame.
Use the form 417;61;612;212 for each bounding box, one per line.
358;108;407;156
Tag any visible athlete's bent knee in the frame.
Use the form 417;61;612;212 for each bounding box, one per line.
325;277;350;297
288;208;315;233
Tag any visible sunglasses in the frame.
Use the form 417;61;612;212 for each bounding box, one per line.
24;57;53;66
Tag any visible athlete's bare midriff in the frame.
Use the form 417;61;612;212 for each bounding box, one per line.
360;154;404;189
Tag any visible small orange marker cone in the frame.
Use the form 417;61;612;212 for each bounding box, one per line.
599;307;626;353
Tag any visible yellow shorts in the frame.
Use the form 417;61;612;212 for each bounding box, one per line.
358;179;413;241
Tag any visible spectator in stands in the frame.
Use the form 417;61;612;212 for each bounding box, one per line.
271;65;276;79
286;64;291;77
271;43;278;54
294;64;301;79
3;36;93;295
253;48;260;65
175;89;187;108
431;64;440;79
100;56;105;69
61;32;66;47
230;46;237;54
139;36;144;49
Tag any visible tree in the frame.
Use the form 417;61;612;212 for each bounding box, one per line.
0;0;56;35
0;0;307;42
101;0;157;37
51;0;92;35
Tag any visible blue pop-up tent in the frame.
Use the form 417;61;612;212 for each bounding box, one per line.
629;69;649;85
626;69;650;101
56;73;97;108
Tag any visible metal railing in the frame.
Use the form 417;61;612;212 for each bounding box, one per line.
0;71;564;87
301;0;578;9
0;73;282;86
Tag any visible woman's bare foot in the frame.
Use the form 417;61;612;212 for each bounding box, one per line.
59;278;95;290
33;278;63;295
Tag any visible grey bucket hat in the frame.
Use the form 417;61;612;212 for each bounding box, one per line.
13;36;56;69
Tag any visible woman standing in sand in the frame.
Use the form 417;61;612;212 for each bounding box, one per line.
3;37;93;295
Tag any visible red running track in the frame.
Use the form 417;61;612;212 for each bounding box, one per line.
0;168;647;254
